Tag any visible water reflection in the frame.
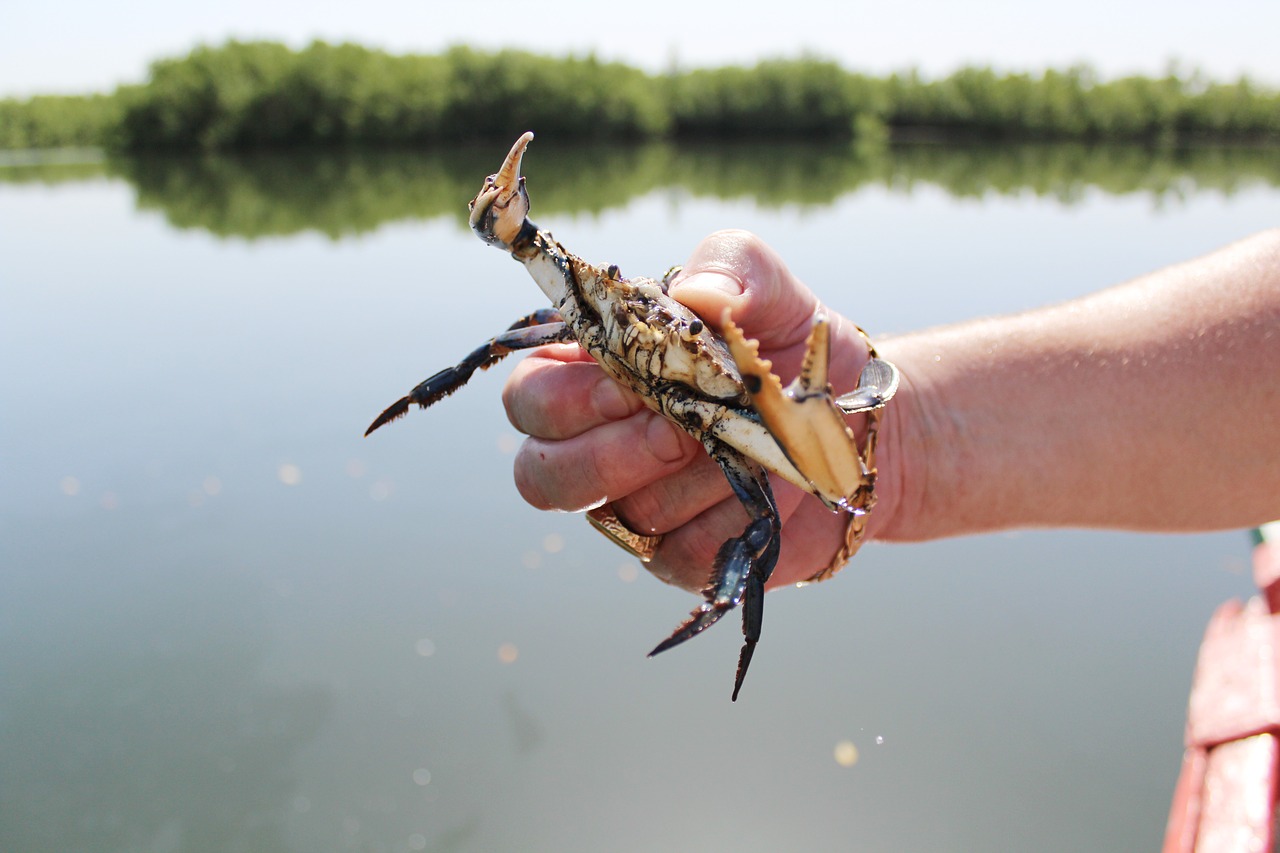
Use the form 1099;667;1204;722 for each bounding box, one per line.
3;142;1278;238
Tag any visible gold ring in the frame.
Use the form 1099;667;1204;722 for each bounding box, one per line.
586;503;663;562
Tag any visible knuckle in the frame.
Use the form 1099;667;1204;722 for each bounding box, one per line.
584;412;687;492
643;414;693;464
504;359;628;440
585;428;629;492
590;375;640;421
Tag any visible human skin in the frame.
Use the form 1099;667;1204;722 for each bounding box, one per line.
501;228;1280;593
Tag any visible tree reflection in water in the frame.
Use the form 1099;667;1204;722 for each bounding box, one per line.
4;141;1276;239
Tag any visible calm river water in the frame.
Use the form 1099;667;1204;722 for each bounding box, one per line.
2;141;1278;852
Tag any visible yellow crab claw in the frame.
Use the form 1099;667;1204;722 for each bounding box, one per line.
721;311;869;510
468;131;534;248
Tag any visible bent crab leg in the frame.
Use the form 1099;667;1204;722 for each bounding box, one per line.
649;442;781;701
365;308;567;436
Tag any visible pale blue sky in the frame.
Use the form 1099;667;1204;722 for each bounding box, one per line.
2;0;1277;97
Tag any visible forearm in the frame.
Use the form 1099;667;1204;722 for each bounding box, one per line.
875;228;1280;541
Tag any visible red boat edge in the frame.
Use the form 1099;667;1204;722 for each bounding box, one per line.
1164;523;1280;853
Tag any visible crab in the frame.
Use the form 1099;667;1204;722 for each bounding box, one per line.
365;132;899;700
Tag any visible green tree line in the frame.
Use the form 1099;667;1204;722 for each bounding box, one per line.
0;93;123;149
1;40;1277;150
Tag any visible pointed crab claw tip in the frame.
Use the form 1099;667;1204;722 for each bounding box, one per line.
471;132;536;246
496;131;535;186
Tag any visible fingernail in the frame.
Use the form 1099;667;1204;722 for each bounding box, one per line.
591;376;636;421
672;270;744;297
645;414;688;464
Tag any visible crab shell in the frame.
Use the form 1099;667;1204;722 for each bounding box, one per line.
470;131;872;512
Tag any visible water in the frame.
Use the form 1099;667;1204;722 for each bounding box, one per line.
2;142;1276;852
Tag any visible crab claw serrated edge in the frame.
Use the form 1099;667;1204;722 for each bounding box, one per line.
720;310;869;510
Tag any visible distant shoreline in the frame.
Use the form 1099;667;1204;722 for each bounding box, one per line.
2;41;1277;151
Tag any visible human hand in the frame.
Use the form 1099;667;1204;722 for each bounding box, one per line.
501;229;900;592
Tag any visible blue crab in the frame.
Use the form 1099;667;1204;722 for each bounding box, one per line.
366;132;899;700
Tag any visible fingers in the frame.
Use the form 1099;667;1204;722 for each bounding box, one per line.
512;410;701;513
609;451;731;534
503;348;642;440
504;347;712;516
504;347;747;535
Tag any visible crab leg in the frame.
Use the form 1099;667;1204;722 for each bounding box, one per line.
365;308;567;436
648;442;781;701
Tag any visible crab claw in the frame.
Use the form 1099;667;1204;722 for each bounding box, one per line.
721;311;870;511
468;131;534;249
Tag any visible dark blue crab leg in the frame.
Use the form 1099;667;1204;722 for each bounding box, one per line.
648;441;781;701
365;308;567;436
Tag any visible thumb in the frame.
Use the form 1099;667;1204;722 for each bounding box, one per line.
668;229;820;351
